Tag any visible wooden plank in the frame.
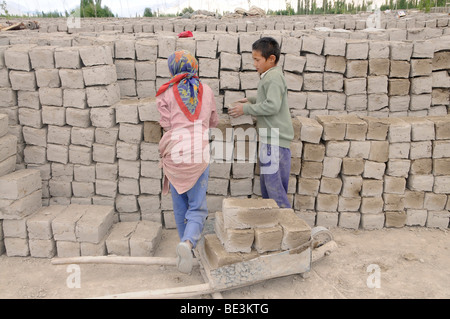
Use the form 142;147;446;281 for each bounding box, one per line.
51;255;197;267
93;283;213;299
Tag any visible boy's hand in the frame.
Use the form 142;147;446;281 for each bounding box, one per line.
229;103;244;118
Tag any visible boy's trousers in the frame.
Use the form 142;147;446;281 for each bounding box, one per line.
259;143;292;209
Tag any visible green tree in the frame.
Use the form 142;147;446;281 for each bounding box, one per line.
144;7;153;17
78;0;114;17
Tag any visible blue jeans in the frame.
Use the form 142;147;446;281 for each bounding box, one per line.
169;166;209;248
259;143;292;209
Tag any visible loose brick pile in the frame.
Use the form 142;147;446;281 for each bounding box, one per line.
204;198;311;269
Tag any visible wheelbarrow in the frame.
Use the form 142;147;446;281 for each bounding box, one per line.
51;218;337;299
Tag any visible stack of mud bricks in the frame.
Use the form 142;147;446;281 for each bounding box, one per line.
294;114;450;230
0;13;447;232
204;198;311;269
10;12;449;34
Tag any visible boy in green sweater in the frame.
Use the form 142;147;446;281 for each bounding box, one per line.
229;37;294;208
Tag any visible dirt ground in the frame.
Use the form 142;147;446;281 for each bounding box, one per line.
0;226;448;299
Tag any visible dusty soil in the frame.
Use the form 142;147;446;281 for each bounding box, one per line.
0;226;448;299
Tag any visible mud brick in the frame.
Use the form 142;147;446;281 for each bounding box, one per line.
56;241;80;257
316;115;346;141
222;198;279;229
326;141;350;158
95;179;117;198
4;237;29;257
316;193;338;212
29;239;56;258
385;211;407;228
297;178;320;196
363;160;386;180
342;158;364;176
361;116;388;140
410;59;432;77
404;190;425;209
360;213;384;230
323;72;344;92
341;175;362;198
360;197;384;214
253;225;282;253
47;125;70;146
140;142;159;161
390;60;410;78
305;53;325;72
215;211;254;253
90;106;116;128
0;88;17;108
346;60;368;78
386;159;410;178
39;87;63;106
387;118;411;143
319;177;342;195
3;218;28;238
0;169;41;200
135;39;158;61
23;145;46;164
369;141;389;163
344;78;366;95
105;221;138;256
0;114;8;138
316;211;338;228
369;58;390;76
281;36;302;55
75;205;114;244
325;55;346;74
369;41;390;59
0;189;42;220
388;79;410;96
82;65;117;87
55;47;81;69
9;70;37;91
283;54;306;74
338;196;361;212
86;83;120;107
69;145;92;165
59;69;84;89
63;89;86;109
346;41;368;60
0;134;17;162
323;37;346;56
51;205;89;241
406;209;427;226
27;205;67;240
128;220;162;256
42;106;66;126
95;127;119;146
338;212;361;229
342;115;367;140
204;233;258;269
0;155;15;177
433;158;450;176
407;174;434;192
302;143;325;162
322;157;342;178
293;194;315;210
278;208;311;249
433;140;450;158
410;141;432;160
302;73;322;91
434;176;450;194
18;108;42;129
301;161;323;179
426;211;450;229
302;35;323;55
410;76;432;95
390;41;413;61
296;116;323;144
79;45;113;67
139;177;160;195
4;45;33;71
424;193;447;211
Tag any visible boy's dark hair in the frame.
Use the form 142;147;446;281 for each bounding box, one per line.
252;37;281;64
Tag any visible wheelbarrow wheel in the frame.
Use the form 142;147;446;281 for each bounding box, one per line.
311;226;334;249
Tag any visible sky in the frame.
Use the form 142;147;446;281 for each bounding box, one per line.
4;0;383;17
